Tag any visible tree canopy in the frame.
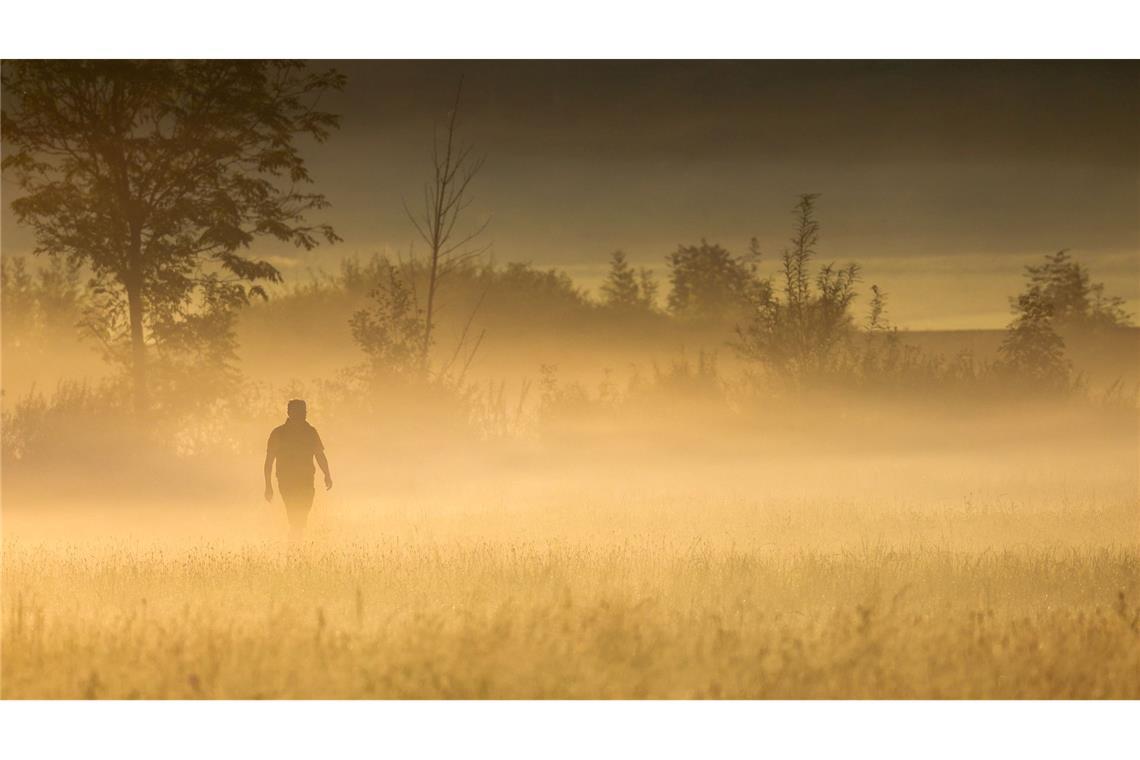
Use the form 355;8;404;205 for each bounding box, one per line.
601;250;657;310
1019;250;1131;331
733;194;861;377
2;60;345;416
666;239;767;321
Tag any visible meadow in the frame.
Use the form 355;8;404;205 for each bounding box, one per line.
4;430;1137;699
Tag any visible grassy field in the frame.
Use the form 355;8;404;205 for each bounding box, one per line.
4;486;1138;699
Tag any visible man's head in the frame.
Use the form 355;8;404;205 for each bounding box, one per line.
287;399;307;421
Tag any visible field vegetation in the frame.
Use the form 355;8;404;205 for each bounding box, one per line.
4;462;1137;698
2;61;1136;699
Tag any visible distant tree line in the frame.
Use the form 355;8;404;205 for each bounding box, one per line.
2;61;1134;444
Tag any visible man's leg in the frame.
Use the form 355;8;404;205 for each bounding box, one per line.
279;480;315;541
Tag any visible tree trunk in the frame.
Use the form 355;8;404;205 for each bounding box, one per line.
421;250;440;373
125;274;148;419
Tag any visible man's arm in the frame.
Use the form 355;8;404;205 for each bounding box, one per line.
264;437;276;502
316;450;333;490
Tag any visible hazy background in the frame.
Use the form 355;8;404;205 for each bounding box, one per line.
2;59;1137;530
3;60;1137;330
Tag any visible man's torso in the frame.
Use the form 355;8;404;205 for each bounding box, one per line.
268;421;323;485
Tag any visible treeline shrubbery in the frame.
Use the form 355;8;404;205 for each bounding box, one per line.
1;256;85;358
2;193;1135;469
2;63;1133;492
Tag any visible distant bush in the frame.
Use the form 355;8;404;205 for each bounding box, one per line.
996;285;1072;392
1;256;85;354
1018;250;1131;332
666;240;769;323
349;258;425;380
733;194;864;379
988;249;1131;396
600;250;659;312
1;381;128;466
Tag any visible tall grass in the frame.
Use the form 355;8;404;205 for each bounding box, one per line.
4;489;1137;699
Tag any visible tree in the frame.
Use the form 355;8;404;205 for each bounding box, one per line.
402;80;490;373
1;256;84;355
1020;250;1130;330
999;285;1070;390
637;267;659;309
734;194;861;376
600;250;656;310
1;61;345;417
666;239;767;321
349;258;424;380
865;284;890;333
1;258;38;344
782;194;819;317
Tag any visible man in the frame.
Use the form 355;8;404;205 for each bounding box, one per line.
264;399;333;538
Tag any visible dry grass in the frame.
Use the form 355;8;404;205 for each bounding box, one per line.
3;489;1138;699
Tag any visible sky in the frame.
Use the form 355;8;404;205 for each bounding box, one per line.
3;60;1137;329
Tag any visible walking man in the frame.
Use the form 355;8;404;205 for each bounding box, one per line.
264;399;333;539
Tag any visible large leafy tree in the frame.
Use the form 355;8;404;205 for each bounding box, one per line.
2;60;345;416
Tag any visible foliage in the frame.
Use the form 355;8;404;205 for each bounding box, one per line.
349;260;425;380
344;255;594;329
600;250;657;311
537;364;596;423
733;194;862;377
1;255;85;349
1020;250;1131;331
1;60;345;414
997;285;1071;391
990;249;1131;393
479;262;592;319
666;239;769;321
633;351;724;403
0;380;128;465
149;275;251;413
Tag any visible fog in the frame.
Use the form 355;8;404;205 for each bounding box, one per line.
3;251;1137;546
2;59;1137;699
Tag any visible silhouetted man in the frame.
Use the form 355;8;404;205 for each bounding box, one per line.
264;399;332;538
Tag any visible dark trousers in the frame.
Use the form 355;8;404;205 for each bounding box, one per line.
278;476;315;532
